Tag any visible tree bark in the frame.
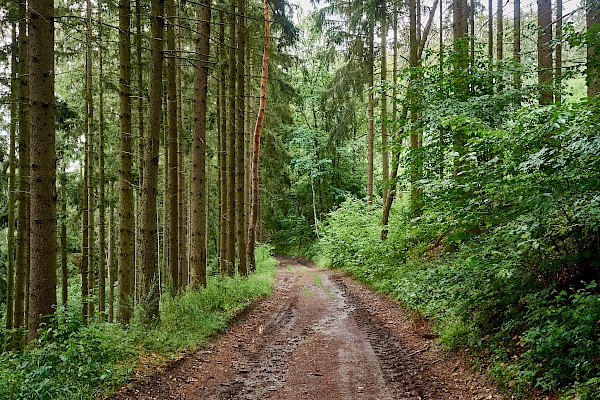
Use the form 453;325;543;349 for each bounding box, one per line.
247;0;270;271
218;7;227;275
7;21;18;330
98;9;106;318
166;0;179;292
139;0;164;322
86;0;95;321
587;0;600;97
453;0;469;95
367;19;374;206
176;5;188;289
226;0;237;276
236;0;248;276
60;163;68;307
381;2;389;205
117;0;135;324
108;183;115;323
190;0;210;288
409;0;422;218
537;0;553;104
15;0;30;336
28;0;56;341
488;0;493;63
135;0;145;305
555;0;562;103
497;0;503;61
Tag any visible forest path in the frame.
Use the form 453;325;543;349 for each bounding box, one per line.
111;257;504;400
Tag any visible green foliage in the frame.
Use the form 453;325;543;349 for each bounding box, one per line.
318;94;600;398
0;246;277;400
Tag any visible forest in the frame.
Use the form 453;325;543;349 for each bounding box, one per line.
0;0;598;397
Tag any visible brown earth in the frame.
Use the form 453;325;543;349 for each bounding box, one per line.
111;257;505;400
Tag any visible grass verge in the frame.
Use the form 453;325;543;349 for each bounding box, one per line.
0;245;278;400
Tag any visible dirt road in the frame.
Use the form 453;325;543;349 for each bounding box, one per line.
112;257;503;399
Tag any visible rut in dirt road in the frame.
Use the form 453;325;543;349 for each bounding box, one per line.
112;257;503;400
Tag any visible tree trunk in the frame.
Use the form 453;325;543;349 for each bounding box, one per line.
226;0;237;276
555;0;562;103
117;0;135;324
218;7;227;275
108;183;115;323
236;0;248;276
381;2;389;205
139;0;164;322
247;0;270;271
537;0;553;104
134;0;145;305
409;0;422;217
176;6;188;289
98;9;106;318
82;118;89;323
60;163;68;307
488;0;493;63
587;0;600;97
166;0;179;292
190;0;210;288
86;0;95;321
496;0;503;61
15;0;30;336
514;0;521;90
453;0;469;95
7;21;18;330
367;19;374;206
28;0;56;341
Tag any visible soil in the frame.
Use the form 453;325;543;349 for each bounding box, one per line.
111;257;505;400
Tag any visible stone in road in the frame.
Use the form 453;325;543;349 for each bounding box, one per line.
112;257;503;400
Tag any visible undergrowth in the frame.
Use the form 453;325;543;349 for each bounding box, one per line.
0;245;277;400
316;101;600;400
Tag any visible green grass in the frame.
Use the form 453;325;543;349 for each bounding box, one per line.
0;245;278;400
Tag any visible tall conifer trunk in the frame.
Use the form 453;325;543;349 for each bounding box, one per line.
108;184;115;323
190;0;210;288
555;0;562;103
139;0;164;322
28;0;56;341
381;2;389;205
488;0;493;63
60;163;68;307
98;9;106;317
117;0;134;324
236;0;247;276
218;6;227;275
86;0;95;320
15;0;30;336
226;0;237;275
7;21;17;330
367;19;374;206
166;0;179;291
